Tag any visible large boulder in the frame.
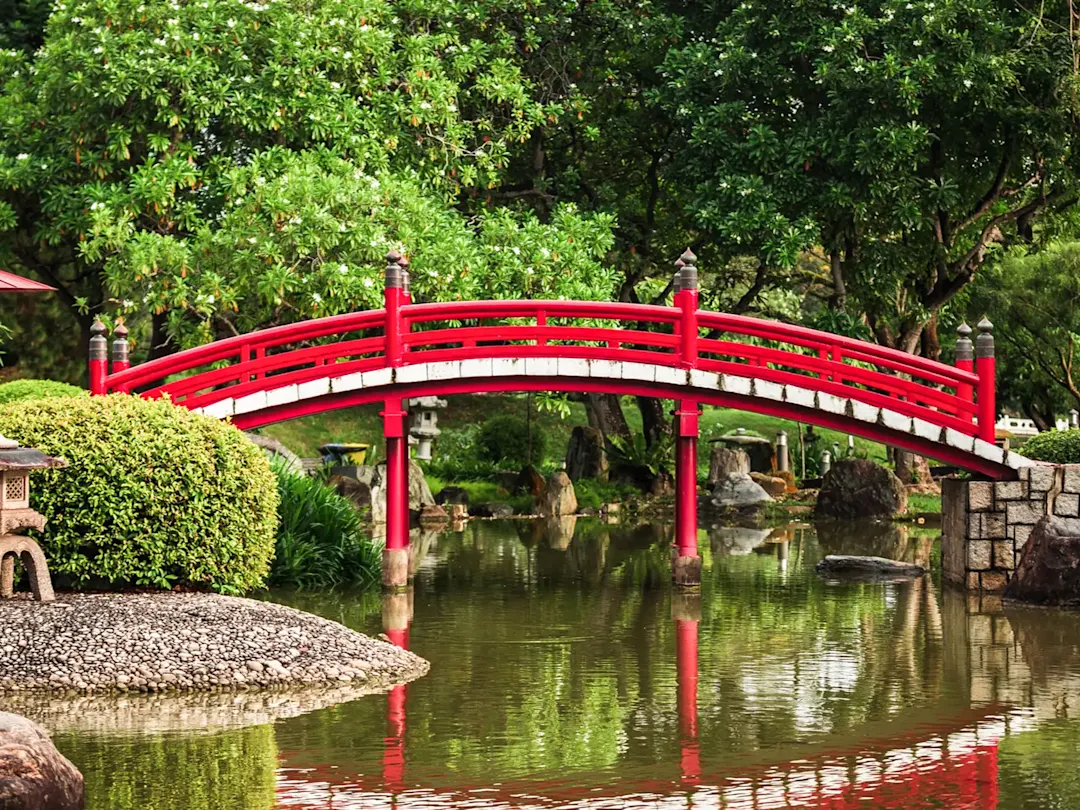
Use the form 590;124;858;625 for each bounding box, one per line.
704;444;747;488
707;447;750;487
750;472;787;498
434;486;470;506
1005;517;1080;607
369;460;435;523
0;713;83;810
710;472;773;509
565;426;608;482
814;459;907;519
540;471;578;517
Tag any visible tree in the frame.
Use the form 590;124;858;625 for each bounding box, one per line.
661;0;1080;355
968;241;1080;425
0;0;613;362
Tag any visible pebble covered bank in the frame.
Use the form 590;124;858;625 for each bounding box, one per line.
0;593;428;693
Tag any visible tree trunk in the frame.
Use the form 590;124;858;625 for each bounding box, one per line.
635;396;668;448
584;394;631;445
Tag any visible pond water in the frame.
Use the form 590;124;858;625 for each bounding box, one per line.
39;518;1080;809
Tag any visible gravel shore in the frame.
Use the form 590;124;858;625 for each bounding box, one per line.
0;593;429;694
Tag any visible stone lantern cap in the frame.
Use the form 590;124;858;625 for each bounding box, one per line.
709;429;771;446
0;447;66;471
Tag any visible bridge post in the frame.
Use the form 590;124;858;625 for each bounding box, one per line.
385;251;407;366
673;399;701;586
955;323;974;410
88;318;107;395
110;320;130;391
383;398;411;591
675;248;699;368
976;318;996;444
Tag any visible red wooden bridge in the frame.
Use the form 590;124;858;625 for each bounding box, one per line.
88;249;1029;586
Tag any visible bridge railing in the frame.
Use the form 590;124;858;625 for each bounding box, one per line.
92;249;993;443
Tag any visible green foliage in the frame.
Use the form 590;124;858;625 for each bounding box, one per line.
0;0;617;352
271;462;381;589
1020;429;1080;464
0;378;87;405
0;394;278;594
573;478;639;511
478;413;547;465
969;241;1080;423
608;432;673;478
424;474;535;515
662;0;1080;345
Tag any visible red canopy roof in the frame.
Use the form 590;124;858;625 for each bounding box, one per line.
0;269;55;293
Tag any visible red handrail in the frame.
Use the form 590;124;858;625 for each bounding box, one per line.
98;297;987;441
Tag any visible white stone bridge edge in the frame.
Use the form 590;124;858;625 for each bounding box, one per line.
190;358;1031;472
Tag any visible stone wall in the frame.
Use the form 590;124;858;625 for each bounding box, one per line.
943;464;1080;591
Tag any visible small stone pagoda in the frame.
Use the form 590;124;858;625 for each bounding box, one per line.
0;434;66;602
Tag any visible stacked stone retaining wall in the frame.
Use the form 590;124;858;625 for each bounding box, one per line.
943;464;1080;591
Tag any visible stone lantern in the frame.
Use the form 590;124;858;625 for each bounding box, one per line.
0;436;66;602
408;396;447;460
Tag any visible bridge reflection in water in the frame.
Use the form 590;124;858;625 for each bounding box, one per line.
272;525;1058;810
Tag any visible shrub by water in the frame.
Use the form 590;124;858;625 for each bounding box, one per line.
0;394;278;594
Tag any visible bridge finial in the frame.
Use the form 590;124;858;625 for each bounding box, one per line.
678;248;698;291
673;257;685;292
976;317;994;359
111;318;129;367
955;322;973;363
89;318;107;360
385;251;404;289
399;254;411;296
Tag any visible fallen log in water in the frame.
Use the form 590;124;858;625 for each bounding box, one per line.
814;555;925;579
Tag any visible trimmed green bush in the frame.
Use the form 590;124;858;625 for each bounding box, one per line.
478;413;548;465
0;378;87;405
1021;429;1080;464
0;394;278;594
271;462;381;589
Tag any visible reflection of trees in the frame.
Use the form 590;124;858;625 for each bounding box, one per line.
57;725;276;810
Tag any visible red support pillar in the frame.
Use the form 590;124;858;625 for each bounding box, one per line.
383;398;410;590
88;318;107;395
673;398;701;586
673;592;701;785
975;318;996;444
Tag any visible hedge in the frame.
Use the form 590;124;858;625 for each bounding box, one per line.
1021;429;1080;464
0;379;87;405
0;394;278;594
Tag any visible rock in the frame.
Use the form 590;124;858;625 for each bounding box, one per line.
369;460;435;523
710;473;772;509
434;487;470;506
750;472;787;498
814;459;907;519
775;470;798;494
565;426;608;482
515;465;546;497
0;712;83;809
578;507;598;516
707;447;750;487
330;474;373;511
472;503;514;518
1005;517;1080;607
539;471;578;517
245;433;303;475
815;555;925;579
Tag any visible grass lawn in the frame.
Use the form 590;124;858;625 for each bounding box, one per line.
257;393;889;477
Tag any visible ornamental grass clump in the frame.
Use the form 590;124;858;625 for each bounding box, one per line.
0;394;278;594
271;461;381;589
